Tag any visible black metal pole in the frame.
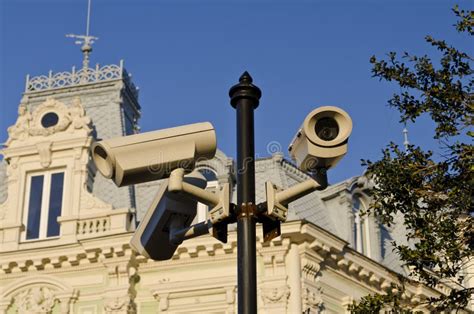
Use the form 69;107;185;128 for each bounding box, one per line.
229;72;261;314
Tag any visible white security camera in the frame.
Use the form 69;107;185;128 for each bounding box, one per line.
91;122;217;186
288;106;352;171
130;170;207;261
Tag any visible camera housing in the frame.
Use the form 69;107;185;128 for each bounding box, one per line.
288;106;352;171
130;171;207;261
91;122;217;186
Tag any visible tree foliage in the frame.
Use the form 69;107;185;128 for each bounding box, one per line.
349;6;473;312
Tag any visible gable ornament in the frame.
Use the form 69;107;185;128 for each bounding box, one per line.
69;97;92;132
36;141;53;168
6;104;32;144
5;97;92;146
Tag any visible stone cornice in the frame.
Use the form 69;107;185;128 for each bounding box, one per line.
2;137;92;159
0;233;135;275
0;218;448;307
280;221;448;305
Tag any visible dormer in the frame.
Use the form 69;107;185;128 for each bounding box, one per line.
20;61;140;210
0;97;134;252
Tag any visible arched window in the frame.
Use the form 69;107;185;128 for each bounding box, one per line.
195;168;219;223
352;196;371;257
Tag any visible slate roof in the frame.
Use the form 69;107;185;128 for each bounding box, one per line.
254;154;337;234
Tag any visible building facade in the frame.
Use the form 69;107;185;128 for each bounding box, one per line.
0;61;444;313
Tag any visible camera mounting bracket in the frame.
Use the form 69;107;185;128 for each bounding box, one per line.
265;178;321;222
168;168;231;223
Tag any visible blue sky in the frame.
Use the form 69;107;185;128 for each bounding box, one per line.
0;0;472;183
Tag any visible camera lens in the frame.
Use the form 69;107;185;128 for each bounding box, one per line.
315;117;339;141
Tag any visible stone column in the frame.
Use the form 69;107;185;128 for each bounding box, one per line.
286;243;302;313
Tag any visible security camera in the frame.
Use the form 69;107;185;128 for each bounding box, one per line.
130;170;207;261
91;122;217;187
288;106;352;171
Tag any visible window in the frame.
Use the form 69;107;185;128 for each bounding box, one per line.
23;171;65;241
195;168;219;223
41;112;59;128
352;196;371;257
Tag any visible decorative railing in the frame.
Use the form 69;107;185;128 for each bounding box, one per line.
25;60;139;98
77;216;111;235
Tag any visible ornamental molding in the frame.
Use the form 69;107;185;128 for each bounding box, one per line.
14;286;57;313
136;237;238;266
302;286;324;311
260;285;290;304
0;221;441;309
150;279;236;313
149;276;236;304
260;239;290;268
302;258;321;281
5;97;92;147
36;141;53;168
28;98;72;136
150;275;236;293
0;275;78;314
25;61;138;99
104;296;136;314
153;293;169;311
281;221;445;304
0;240;135;274
351;175;375;193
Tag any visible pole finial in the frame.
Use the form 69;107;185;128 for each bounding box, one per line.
229;71;262;109
239;71;253;83
66;0;98;71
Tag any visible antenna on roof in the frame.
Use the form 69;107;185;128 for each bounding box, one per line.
403;126;410;151
66;0;98;71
